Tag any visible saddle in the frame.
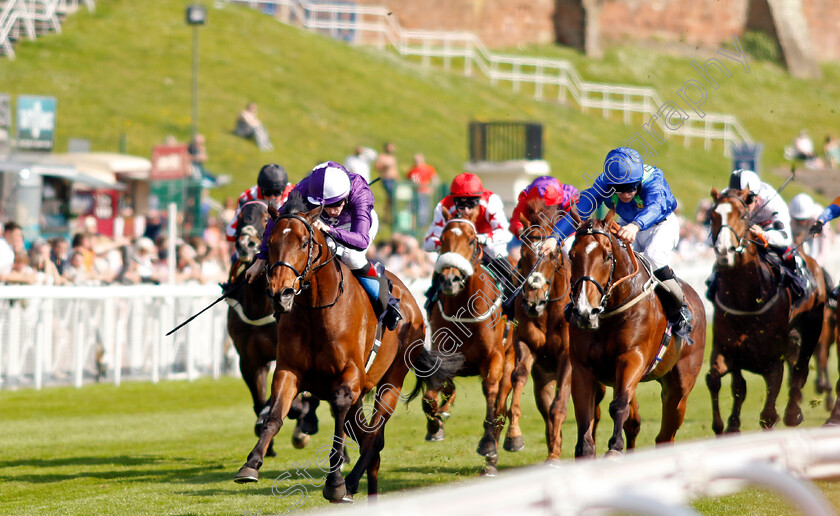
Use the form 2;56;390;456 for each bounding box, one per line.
758;246;812;306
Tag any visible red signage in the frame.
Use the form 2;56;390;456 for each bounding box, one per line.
151;144;191;181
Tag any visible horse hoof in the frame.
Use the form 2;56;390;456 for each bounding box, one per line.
234;466;260;483
425;428;445;442
329;494;354;504
323;481;347;502
545;458;562;468
604;450;623;460
440;411;451;420
476;436;497;457
784;410;804;427
824;418;840;427
481;465;498;477
503;435;525;452
292;428;310;449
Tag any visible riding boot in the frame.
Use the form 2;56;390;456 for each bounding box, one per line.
769;245;811;307
483;255;516;319
424;272;441;320
653;266;693;345
353;261;402;331
705;268;719;302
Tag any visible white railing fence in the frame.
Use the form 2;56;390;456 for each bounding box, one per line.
0;284;229;390
227;0;752;156
0;0;94;59
311;426;840;516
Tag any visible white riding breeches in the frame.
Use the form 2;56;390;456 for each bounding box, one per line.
624;212;680;271
331;209;379;270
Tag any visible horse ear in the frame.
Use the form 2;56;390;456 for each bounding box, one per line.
569;203;582;226
268;204;279;220
306;205;323;223
603;207;616;225
518;210;530;228
710;187;720;201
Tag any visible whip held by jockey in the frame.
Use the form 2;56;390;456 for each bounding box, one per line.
538;147;693;341
246;161;402;331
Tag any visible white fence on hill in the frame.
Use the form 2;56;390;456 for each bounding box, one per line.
310;426;840;516
0;0;94;59
227;0;752;156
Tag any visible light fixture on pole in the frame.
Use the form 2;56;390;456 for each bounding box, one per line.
185;4;206;143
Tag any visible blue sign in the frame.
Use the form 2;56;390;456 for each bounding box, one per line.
17;95;57;150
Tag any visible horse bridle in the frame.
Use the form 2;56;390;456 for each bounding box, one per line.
440;219;483;286
267;214;335;296
570;226;617;313
712;193;757;255
522;241;569;304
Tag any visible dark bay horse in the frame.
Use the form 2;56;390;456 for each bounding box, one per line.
425;210;515;476
707;187;826;432
505;197;576;461
234;197;460;502
566;210;706;457
227;200;318;455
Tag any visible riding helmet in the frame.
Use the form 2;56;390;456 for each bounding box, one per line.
257;163;288;193
603;147;644;188
306;161;352;206
729;169;761;193
789;193;818;221
450;173;484;198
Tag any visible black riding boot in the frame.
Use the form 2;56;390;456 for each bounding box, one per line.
653;266;693;345
768;244;811;307
705;268;719;302
483;255;516;319
424;272;441;320
353;261;402;331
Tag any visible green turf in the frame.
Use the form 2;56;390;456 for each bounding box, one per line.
4;0;834;222
1;330;839;515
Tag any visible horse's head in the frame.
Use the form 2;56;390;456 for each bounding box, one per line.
234;200;269;264
567;210;620;330
709;186;753;268
518;198;565;317
435;208;481;296
264;194;327;313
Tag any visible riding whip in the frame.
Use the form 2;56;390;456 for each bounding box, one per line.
166;278;247;336
747;164;796;226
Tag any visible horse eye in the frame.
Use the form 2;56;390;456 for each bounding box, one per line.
300;239;308;249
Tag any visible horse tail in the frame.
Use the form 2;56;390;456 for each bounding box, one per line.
404;343;464;403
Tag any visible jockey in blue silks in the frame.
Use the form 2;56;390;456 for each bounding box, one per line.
538;147;692;340
246;161;402;330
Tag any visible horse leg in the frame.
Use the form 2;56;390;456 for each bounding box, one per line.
571;359;598;459
322;374;361;502
438;381;457;417
757;363;783;429
546;343;572;461
656;374;689;444
235;370;300;483
530;362;557;460
476;352;504;463
724;368;748;432
606;354;645;457
422;386;445;441
493;341;516;451
786;313;823;426
706;346;728;435
623;394;641;449
504;340;533;453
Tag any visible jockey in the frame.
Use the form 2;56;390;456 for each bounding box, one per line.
423;172;513;317
226;163;295;244
789;193;830;266
509;175;578;253
708;169;811;306
245;161;402;330
809;195;840;237
538;147;692;341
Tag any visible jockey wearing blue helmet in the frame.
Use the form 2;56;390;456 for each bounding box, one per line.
539;147;691;340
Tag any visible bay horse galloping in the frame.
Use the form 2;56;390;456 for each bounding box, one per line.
566;210;706;457
425;209;515;476
227;200;318;455
708;187;826;432
505;196;577;461
234;197;460;502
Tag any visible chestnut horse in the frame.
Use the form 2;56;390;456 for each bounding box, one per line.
707;187;826;432
227;200;318;455
234;196;461;502
566;210;706;457
424;210;515;476
505;197;576;461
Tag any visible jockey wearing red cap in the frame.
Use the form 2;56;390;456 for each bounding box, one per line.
422;172;513;317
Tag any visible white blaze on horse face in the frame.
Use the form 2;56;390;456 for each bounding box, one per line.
714;203;735;265
450;228;463;237
282;228;292;235
584;241;598;255
576;282;593;316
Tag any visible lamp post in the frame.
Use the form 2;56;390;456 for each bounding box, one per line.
185;4;206;143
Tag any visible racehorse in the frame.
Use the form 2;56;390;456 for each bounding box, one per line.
227;200;319;455
707;187;826;432
565;209;706;457
424;209;515;475
234;194;461;502
505;196;579;461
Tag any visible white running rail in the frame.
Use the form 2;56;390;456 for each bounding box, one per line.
312;426;840;516
0;284;229;390
0;0;94;59
228;0;752;156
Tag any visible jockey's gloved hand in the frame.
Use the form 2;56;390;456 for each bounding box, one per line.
810;220;824;236
476;234;488;246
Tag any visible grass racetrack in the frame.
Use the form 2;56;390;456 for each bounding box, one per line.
2;335;840;515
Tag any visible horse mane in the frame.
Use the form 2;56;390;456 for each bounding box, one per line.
279;190;309;216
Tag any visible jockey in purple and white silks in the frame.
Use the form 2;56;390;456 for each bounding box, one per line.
246;161;402;330
538;147;692;340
